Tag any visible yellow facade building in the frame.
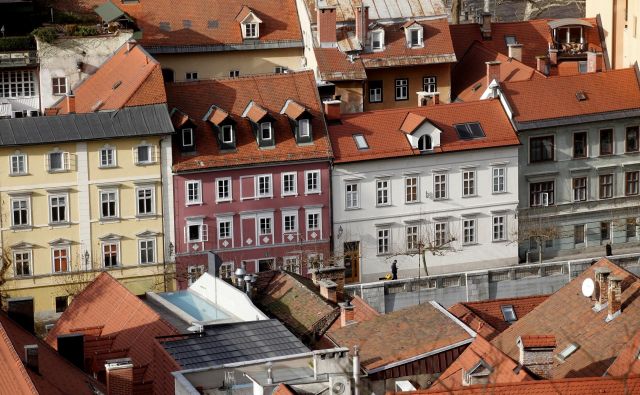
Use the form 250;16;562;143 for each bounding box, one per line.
587;0;640;68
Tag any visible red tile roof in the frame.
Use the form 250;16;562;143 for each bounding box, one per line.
328;295;381;333
314;47;367;81
0;314;105;395
501;68;640;124
56;41;166;114
326;302;474;372
427;336;533;392
491;258;640;379
448;295;549;341
329;99;520;164
518;334;557;348
606;330;640;377
45;272;179;385
166;71;333;172
398;375;640;394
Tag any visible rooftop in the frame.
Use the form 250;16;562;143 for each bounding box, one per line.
304;0;445;24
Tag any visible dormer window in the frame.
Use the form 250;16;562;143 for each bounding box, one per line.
298;119;310;138
244;23;258;38
418;135;432;151
410;29;421;46
238;7;262;39
371;30;384;50
260;122;272;140
182;128;194;148
221;125;234;144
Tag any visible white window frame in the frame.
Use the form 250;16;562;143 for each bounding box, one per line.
573;177;588;202
282;211;298;233
46;150;70;172
218;217;233;240
434;173;448;200
377;227;390;255
418;135;432;151
298;119;310;138
11;196;30;227
434;222;448;246
462;170;476;197
185;218;207;243
138;238;156;265
408;26;423;47
305;170;321;194
101;241;120;268
99;189;119;219
405;176;418;203
9;152;27;175
229;70;240;78
0;70;36;98
406;225;419;252
281;172;297;196
260;122;272;141
49;193;69;224
221;125;234;143
99;146;116;168
216;177;232;202
52;76;67;96
345;182;360;209
244;22;258;38
492;167;506;194
185;72;198;81
51;246;70;273
371;30;384;50
136;186;155;216
188;265;205;285
376;178;391;206
219;262;234;279
306;208;321;232
463;218;477;245
283;256;301;274
369;85;382;102
493;215;506;241
182;128;194;147
256;174;273;198
13;250;32;277
185;180;202;205
423;76;437;93
258;214;273;236
395;78;408;100
134;144;156;165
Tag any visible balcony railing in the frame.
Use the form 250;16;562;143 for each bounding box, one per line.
0;50;38;68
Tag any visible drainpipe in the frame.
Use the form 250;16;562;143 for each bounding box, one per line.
353;345;360;395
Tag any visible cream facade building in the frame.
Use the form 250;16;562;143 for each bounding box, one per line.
0;105;175;322
587;0;640;68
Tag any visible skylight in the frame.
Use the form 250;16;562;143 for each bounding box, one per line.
455;123;485;139
576;91;587;101
500;305;517;322
556;343;579;362
208;20;219;29
353;134;369;150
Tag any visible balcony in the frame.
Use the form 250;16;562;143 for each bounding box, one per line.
0;50;38;68
548;19;594;58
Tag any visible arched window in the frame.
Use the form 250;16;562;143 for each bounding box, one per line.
418;135;432;151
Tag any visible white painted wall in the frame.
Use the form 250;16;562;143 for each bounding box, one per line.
295;0;320;80
332;146;520;282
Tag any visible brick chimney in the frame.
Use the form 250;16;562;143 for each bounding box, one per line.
319;279;338;303
24;345;39;374
311;265;346;294
548;48;558;65
65;92;76;114
536;56;549;76
355;4;369;46
340;300;355;327
323;99;341;121
486;61;501;87
516;335;556;379
587;51;603;73
105;358;134;395
417;92;439;107
507;43;523;62
317;5;337;47
606;276;623;322
480;12;492;40
594;267;611;312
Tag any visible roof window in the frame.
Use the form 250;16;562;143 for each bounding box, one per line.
556;343;579;362
353;134;369;150
576;90;587;101
159;21;171;32
504;35;517;46
500;305;517;322
455;122;485;139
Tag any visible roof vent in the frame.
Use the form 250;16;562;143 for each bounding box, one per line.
183;19;192;29
576;91;587;101
207;20;219;29
112;80;122;90
159;21;171;31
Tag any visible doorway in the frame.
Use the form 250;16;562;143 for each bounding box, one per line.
343;242;360;283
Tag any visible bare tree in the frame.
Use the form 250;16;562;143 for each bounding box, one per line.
513;210;560;264
496;0;585;20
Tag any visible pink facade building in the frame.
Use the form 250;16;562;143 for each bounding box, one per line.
167;71;333;287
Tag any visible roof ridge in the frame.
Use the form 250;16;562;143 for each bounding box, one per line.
340;98;500;119
167;70;314;86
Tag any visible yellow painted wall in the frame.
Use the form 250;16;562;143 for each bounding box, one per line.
155;47;305;81
587;0;640;68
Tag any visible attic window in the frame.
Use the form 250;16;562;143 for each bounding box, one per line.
159;21;171;31
556;343;579;362
353;134;369;150
455;122;485;139
504;35;517;46
500;305;517;322
244;23;258;38
260;122;272;140
472;82;482;92
208;20;219;29
183;19;192;29
576;91;587;101
371;30;384;50
221;125;233;143
410;28;423;47
418;135;432;151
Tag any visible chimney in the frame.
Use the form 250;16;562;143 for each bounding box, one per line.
24;345;39;374
355;5;370;46
548;48;558;65
432;92;439;105
319;279;338;303
65;92;76;114
323;99;342;121
486;61;501;87
317;5;337;47
516;335;556;379
340;300;355;327
508;43;523;62
587;51;603;73
7;297;34;334
606;276;623;322
105;358;134;395
593;267;611;312
480;12;492;40
536;56;549;76
126;39;136;52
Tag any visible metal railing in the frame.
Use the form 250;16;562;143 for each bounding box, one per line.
0;51;38;67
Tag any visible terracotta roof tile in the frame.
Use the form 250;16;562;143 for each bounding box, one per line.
314;48;367;81
329;99;520;164
166;71;333;172
328;295;380;333
491;258;640;379
400;113;427;134
607;331;640;377
206;106;230;126
518;334;557;348
281;100;308;120
244;101;269;123
45;272;179;384
502;68;640;124
327;302;474;372
0;319;40;395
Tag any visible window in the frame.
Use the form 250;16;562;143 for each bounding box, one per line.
406;225;418;251
218;219;232;239
137;187;154;215
405;177;418;203
557;343;579;362
188;265;204;286
135;145;154;165
493;216;506;241
463;219;476;244
47;151;69;172
260;122;272;140
221;125;234;143
11;197;29;227
530;181;554;206
10;153;27;175
573;132;587;158
377;228;390;254
345;183;359;209
504;35;517;45
182;128;194;147
274;66;288;74
574;224;585;245
423;76;437;93
52;247;69;273
283;257;301;274
599;174;614;199
600;129;614;155
14;251;31;277
305;170;321;194
395;79;408;100
434;173;447;199
578;61;588;74
376;179;390;206
283;212;297;232
259;217;272;235
55;296;68;313
139;239;155;264
186;180;201;204
219;262;234;278
418;135;432;151
100;190;118;219
257;175;272;197
371;30;383;49
0;70;36;98
185;72;198;81
573;177;587;201
462;170;476;197
369;81;382;103
52;77;67;95
282;172;297;196
454;123;485;139
434;222;447;246
601;221;611;241
353;134;369;149
216;178;232;202
102;242;119;268
229;70;240;78
626;171;640;195
244;23;258;38
298;119;310;138
307;211;320;231
627;218;637;239
530;136;554;162
626;126;639;152
100;147;116;168
49;194;68;224
500;305;517;322
492;167;506;193
409;28;422;46
186;220;207;243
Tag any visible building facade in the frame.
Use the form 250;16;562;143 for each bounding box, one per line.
587;0;640;69
329;100;520;283
0;41;39;118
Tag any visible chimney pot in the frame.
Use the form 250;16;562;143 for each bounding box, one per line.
317;6;338;47
486;60;501;87
323;99;342;121
507;43;523;62
517;335;556;379
606;276;623;322
548;48;558;65
24;345;39;374
587;51;603;73
65;92;76;114
319;279;338;303
355;5;370;46
594;268;612;312
480;12;492;40
105;357;134;395
536;56;549;76
340;301;356;327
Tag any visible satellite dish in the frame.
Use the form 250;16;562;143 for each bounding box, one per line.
582;278;595;297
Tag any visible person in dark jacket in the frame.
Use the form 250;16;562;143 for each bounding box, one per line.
391;260;398;280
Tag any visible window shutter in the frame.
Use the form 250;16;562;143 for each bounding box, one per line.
44;154;49;171
132;146;138;164
183;226;187;243
63;152;70;170
202;224;209;242
153;145;158;163
418;29;423;45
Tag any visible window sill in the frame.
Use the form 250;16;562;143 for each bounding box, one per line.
405;200;420;204
395;98;409;102
49;222;71;228
305;191;322;196
281;193;298;198
376;253;392;257
13;274;33;279
99;217;120;223
135;162;157;166
136;214;157;220
186;202;203;207
98;165;118;169
462;242;479;247
48;169;70;174
433;198;449;201
345;207;361;211
462;195;478;198
216;199;232;204
8;173;29;177
376;203;392;207
492;239;508;243
11;225;32;231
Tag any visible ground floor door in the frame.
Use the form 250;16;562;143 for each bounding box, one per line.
343;241;360;283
